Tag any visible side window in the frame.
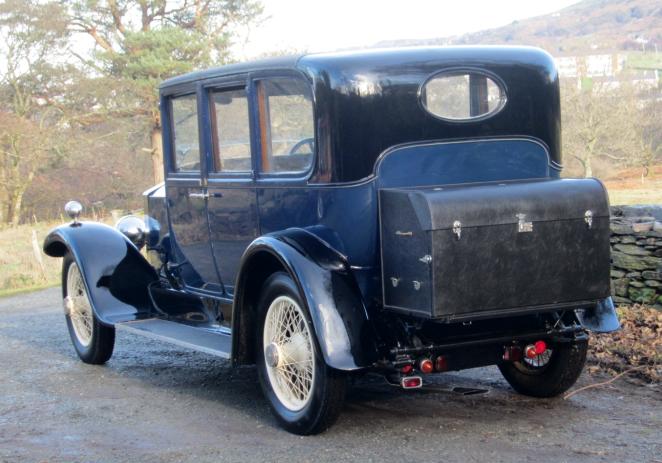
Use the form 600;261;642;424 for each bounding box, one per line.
210;88;251;172
171;94;200;172
257;77;314;174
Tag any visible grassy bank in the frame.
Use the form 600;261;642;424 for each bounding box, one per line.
0;221;63;297
602;166;662;205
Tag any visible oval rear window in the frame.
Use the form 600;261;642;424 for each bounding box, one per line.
421;70;506;121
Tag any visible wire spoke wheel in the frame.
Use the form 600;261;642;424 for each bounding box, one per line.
65;262;93;347
263;295;315;412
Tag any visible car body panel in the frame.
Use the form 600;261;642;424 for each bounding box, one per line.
233;231;376;370
43;222;158;325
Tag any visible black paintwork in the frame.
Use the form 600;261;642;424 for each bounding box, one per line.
45;46;619;373
232;229;376;369
43;222;157;324
380;178;611;319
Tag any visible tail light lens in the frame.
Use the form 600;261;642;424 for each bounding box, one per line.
435;355;448;372
419;358;434;374
401;376;422;389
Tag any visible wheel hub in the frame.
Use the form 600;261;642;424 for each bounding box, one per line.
63;295;74;315
262;295;316;412
265;342;281;368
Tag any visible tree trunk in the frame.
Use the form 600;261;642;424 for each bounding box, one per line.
584;154;592;178
151;126;164;184
8;190;24;226
6;171;35;226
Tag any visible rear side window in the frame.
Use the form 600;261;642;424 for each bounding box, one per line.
171;94;200;172
257;77;314;174
422;70;506;121
210;88;251;172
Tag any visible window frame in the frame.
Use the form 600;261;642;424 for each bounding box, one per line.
164;88;205;178
418;67;508;123
207;83;254;178
160;81;208;185
250;71;317;182
196;74;255;184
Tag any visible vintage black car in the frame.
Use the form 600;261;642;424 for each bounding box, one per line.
44;46;620;435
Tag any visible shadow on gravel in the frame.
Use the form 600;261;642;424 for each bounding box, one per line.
0;301;606;436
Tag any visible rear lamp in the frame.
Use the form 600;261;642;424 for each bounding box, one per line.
418;358;434;374
401;376;423;389
534;340;547;355
435;355;448;372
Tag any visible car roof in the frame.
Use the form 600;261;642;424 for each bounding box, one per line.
159;54;304;89
160;46;554;90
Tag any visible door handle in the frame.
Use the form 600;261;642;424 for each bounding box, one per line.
188;192;209;199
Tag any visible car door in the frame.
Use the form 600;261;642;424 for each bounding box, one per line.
253;74;317;234
164;89;222;292
204;80;259;296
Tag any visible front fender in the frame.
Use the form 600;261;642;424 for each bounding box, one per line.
43;222;158;325
234;228;377;371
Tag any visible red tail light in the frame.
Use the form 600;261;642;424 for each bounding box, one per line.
525;340;548;359
400;364;413;374
401;376;422;389
503;346;522;362
534;340;547;355
435;355;448;372
419;358;434;374
525;345;537;359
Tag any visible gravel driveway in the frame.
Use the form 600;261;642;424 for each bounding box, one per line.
1;288;660;463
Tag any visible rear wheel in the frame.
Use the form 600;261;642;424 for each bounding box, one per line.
256;272;346;435
62;255;115;364
498;339;588;397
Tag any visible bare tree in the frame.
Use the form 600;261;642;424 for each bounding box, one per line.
0;0;69;225
562;81;633;177
64;0;264;183
0;112;62;225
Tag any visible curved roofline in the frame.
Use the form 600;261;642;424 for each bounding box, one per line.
159;45;554;90
159;54;305;89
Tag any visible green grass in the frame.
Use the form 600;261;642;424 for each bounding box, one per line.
608;186;662;206
0;220;63;297
0;216;118;298
626;52;662;70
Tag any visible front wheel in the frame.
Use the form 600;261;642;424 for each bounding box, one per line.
498;339;588;397
256;272;346;435
62;255;115;364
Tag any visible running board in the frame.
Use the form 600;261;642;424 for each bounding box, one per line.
116;318;231;359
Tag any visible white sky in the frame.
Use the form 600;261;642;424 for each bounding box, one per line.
233;0;579;59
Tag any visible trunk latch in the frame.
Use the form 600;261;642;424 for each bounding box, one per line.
517;213;533;233
419;255;432;264
584;210;593;229
452;220;462;240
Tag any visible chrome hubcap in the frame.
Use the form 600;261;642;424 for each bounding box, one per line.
65;263;93;347
265;342;280;368
523;348;553;368
263;295;315;412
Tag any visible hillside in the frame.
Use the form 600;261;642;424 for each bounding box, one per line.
376;0;662;59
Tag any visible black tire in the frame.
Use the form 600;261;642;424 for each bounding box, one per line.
498;339;588;398
255;272;346;435
62;255;115;364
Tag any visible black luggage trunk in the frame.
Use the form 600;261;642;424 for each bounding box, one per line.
379;179;611;321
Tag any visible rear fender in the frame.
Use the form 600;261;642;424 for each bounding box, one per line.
576;297;621;333
43;222;158;325
233;228;377;371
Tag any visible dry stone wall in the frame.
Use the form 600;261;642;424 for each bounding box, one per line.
609;205;662;309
